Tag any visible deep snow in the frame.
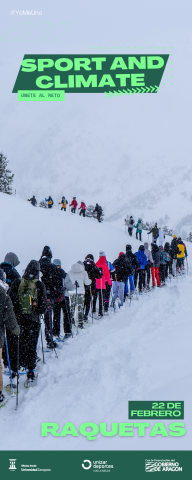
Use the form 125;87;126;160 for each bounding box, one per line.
0;192;191;451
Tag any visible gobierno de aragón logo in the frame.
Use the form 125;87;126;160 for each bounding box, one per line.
12;53;169;96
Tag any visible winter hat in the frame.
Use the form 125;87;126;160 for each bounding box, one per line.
53;259;61;267
0;268;6;282
126;245;132;252
4;252;20;268
23;260;40;280
173;235;177;238
99;251;106;258
77;261;84;266
178;237;181;241
85;254;94;262
130;216;133;218
118;252;124;258
41;246;52;259
139;245;144;251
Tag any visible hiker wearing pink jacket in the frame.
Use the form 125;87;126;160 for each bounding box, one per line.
93;252;111;317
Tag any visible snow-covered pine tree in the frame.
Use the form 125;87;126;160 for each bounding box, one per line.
39;200;48;208
0;152;14;194
85;204;104;221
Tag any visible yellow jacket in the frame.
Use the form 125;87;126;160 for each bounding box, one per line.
177;244;185;258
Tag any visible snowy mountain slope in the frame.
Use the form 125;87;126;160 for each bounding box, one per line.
0;192;191;451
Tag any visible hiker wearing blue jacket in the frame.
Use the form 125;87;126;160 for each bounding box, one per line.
45;196;54;209
134;245;148;292
134;218;143;241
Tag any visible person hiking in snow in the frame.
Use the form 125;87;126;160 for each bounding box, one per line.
104;256;115;312
93;254;111;317
177;237;186;273
68;261;91;328
78;201;86;217
159;246;167;285
28;195;37;207
52;259;75;339
158;227;165;247
125;216;135;236
83;254;103;321
171;235;180;277
39;246;61;348
124;245;139;297
151;241;161;287
164;242;172;277
59;197;68;212
94;203;103;223
144;242;153;290
0;253;21;370
0;252;20;289
134;218;143;241
45;196;54;209
148;223;159;241
69;197;78;213
0;269;20;404
134;246;148;293
9;260;47;384
112;252;130;307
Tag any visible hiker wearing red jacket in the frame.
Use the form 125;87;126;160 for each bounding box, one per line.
92;252;111;318
69;197;78;213
78;201;86;217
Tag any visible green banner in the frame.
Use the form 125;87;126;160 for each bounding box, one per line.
129;401;184;420
12;54;169;94
0;450;190;478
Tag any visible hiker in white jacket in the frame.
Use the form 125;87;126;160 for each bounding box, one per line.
68;261;91;328
158;228;165;247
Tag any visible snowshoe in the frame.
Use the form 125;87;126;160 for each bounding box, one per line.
24;372;38;388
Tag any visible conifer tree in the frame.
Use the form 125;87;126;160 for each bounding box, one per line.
0;152;14;195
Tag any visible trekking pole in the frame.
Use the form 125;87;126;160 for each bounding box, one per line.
101;288;103;315
186;257;188;275
125;221;126;234
15;335;19;410
90;287;93;323
40;315;45;364
75;284;78;335
115;274;120;306
5;331;13;395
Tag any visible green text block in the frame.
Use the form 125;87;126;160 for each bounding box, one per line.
18;90;65;101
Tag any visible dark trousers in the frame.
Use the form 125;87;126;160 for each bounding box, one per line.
93;289;104;315
145;264;151;286
80;209;85;217
53;297;71;336
138;270;145;291
104;283;111;312
159;264;165;283
128;227;133;236
134;269;139;288
71;207;76;213
44;300;54;344
84;288;91;317
136;232;142;240
19;321;40;371
97;214;101;222
61;207;66;211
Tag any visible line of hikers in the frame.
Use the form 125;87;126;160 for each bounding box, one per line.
0;234;188;401
125;217;167;245
28;196;103;222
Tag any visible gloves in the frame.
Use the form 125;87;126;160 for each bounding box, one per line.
75;281;79;288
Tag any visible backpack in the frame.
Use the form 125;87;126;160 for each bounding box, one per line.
130;218;134;225
18;278;38;314
138;222;142;230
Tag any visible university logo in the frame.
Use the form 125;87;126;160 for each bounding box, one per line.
82;460;92;470
9;459;17;470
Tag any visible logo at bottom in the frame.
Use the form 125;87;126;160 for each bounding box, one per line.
9;459;17;470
